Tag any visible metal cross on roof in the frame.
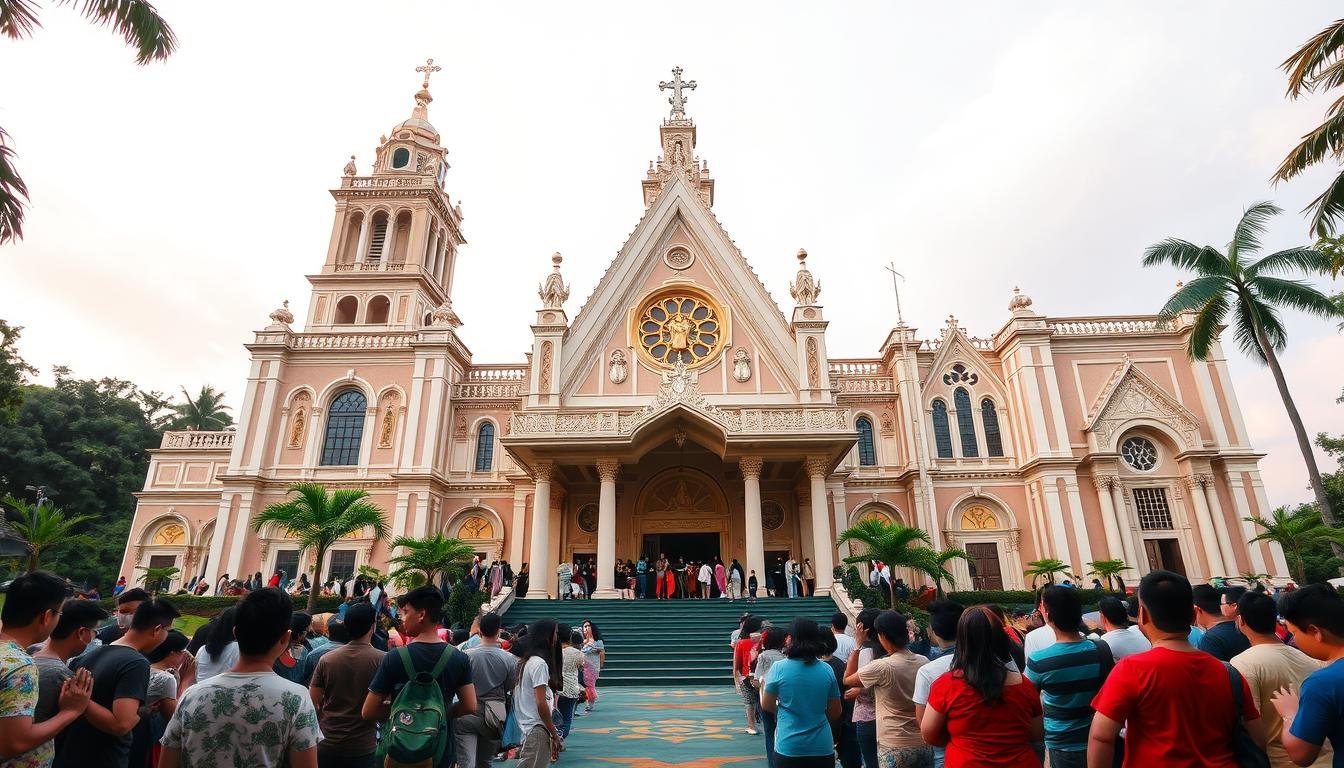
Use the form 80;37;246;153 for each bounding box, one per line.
659;66;697;119
416;58;442;89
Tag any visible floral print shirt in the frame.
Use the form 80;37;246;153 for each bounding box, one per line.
0;639;47;768
160;671;322;768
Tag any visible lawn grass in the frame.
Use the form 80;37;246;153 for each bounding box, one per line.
174;614;210;636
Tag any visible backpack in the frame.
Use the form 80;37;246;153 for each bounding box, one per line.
379;644;456;767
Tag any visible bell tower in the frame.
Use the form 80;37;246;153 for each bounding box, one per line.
307;59;467;330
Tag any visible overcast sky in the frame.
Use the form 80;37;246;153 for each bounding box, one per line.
2;2;1342;509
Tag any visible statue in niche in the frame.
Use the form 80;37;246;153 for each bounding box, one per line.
609;349;628;384
343;155;357;176
732;348;752;383
667;314;694;351
379;407;395;447
289;409;306;448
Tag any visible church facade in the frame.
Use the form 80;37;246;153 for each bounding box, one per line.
120;66;1287;598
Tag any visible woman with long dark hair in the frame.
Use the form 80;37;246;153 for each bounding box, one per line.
516;562;530;598
581;620;605;712
760;617;842;768
513;619;563;768
920;606;1043;767
193;607;239;683
844;608;885;768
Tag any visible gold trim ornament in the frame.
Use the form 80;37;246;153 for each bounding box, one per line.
634;287;726;369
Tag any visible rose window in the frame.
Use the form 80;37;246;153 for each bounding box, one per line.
637;292;724;368
1121;436;1159;471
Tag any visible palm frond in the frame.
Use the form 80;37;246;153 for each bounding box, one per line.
0;0;41;39
1301;168;1344;237
1156;276;1230;324
1141;239;1223;273
1186;291;1230;361
1282;18;1344;98
1247;246;1334;277
0;125;30;245
1228;202;1281;262
1250;276;1343;321
61;0;178;64
1271;111;1344;183
1231;297;1287;362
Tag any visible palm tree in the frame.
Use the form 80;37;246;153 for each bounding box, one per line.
252;484;388;613
838;518;952;606
167;386;233;431
1143;203;1343;546
1246;506;1344;583
1276;18;1344;237
2;495;95;571
1025;558;1071;587
0;0;177;244
386;534;477;590
1087;559;1128;592
136;564;180;594
913;546;970;598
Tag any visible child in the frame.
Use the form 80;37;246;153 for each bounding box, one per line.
748;570;759;603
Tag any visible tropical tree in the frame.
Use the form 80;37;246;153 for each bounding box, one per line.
838;518;955;606
0;0;177;244
1246;506;1344;583
1025;558;1072;587
167;386;233;431
1143;203;1343;546
1276;18;1344;237
1087;559;1128;592
2;495;95;571
386;534;476;590
136;564;179;594
912;546;970;598
252;484;388;613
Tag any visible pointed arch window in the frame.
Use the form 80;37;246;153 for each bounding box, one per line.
474;422;495;472
320;390;367;466
931;400;953;458
856;416;877;466
981;398;1004;457
954;387;979;457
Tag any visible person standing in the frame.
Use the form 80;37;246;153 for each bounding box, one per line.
1087;570;1266;768
730;559;745;602
453;613;516;768
512;620;563;768
57;597;180;768
911;600;972;768
761;618;842;767
1094;597;1151;661
771;557;786;599
920;606;1043;768
30;599;107;727
0;572;94;768
1193;583;1251;662
557;628;584;740
309;603;382;768
784;556;798;599
160;588;321;768
580;621;605;713
655;555;669;600
95;588;149;646
714;558;728;600
698;561;713;600
749;570;759;603
847;610;931;768
556;561;573;601
1229;591;1333;768
1271;583;1344;767
831;613;857;664
801;559;815;597
733;617;764;736
192;607;239;684
514;563;530;599
754;626;789;766
635;556;648;600
1025;586;1112;768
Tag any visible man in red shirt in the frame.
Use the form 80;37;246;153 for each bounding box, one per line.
1087;570;1267;768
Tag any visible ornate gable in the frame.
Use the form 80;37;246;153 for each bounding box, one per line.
921;317;1007;400
1084;358;1202;451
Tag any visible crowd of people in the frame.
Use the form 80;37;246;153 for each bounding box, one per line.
729;571;1344;768
0;571;609;768
545;552;842;601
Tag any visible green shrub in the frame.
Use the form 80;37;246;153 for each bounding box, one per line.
841;566;890;610
445;584;489;630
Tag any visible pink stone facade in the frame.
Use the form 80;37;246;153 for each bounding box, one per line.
120;73;1286;596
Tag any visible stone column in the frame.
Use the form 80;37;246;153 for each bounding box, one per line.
1110;481;1140;570
594;458;620;598
805;457;835;591
354;213;371;264
741;457;766;589
1092;476;1125;564
1186;475;1226;578
525;460;554;599
1201;479;1239;577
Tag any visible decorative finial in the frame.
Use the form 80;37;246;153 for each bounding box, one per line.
267;300;295;330
430;298;462;329
538;252;570;310
416;58;442;90
659;66;697;120
1008;286;1034;312
789;248;821;306
343;155;357;177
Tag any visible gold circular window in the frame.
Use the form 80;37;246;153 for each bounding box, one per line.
634;287;727;369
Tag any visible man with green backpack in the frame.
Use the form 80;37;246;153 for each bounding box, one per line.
362;586;476;768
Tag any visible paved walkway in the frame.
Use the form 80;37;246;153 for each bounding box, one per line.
561;686;769;768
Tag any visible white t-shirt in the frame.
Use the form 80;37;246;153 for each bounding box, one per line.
161;671;322;767
194;642;240;683
514;655;554;732
912;650;1019;706
699;565;712;584
1101;625;1152;660
1023;624;1054;659
147;668;178;704
832;632;856;664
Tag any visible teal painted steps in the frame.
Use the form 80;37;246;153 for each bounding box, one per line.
502;595;840;687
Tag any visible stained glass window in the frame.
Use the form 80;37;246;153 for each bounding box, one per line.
475;422;495;472
1122;436;1158;471
856;416;877;466
932;400;953;458
320;390;366;466
982;398;1004;457
954;388;978;458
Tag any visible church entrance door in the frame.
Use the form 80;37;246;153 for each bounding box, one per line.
645;532;719;564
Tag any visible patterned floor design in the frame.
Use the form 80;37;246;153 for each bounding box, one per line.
559;686;770;768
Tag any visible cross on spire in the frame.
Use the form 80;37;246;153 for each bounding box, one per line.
659;66;697;120
416;58;441;89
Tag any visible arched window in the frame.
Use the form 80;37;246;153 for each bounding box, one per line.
320;390;367;466
474;422;495;472
391;147;410;169
981;398;1004;457
366;295;390;324
954;388;978;457
931;400;953;458
855;416;877;466
334;296;358;325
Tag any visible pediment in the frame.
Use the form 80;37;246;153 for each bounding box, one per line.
1084;359;1202;451
559;174;799;398
921;324;1007;400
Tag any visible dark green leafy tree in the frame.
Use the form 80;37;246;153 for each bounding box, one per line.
1143;202;1342;538
0;0;177;244
1246;506;1344;583
0;320;36;421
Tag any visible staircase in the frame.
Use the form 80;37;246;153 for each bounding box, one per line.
502;595;840;687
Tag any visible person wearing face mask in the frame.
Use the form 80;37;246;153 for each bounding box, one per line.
95;588;150;646
31;599;109;726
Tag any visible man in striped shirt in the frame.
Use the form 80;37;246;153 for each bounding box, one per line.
1025;585;1113;768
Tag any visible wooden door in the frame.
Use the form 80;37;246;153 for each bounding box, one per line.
965;542;1003;590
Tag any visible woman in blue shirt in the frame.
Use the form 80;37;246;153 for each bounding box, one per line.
762;617;842;768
